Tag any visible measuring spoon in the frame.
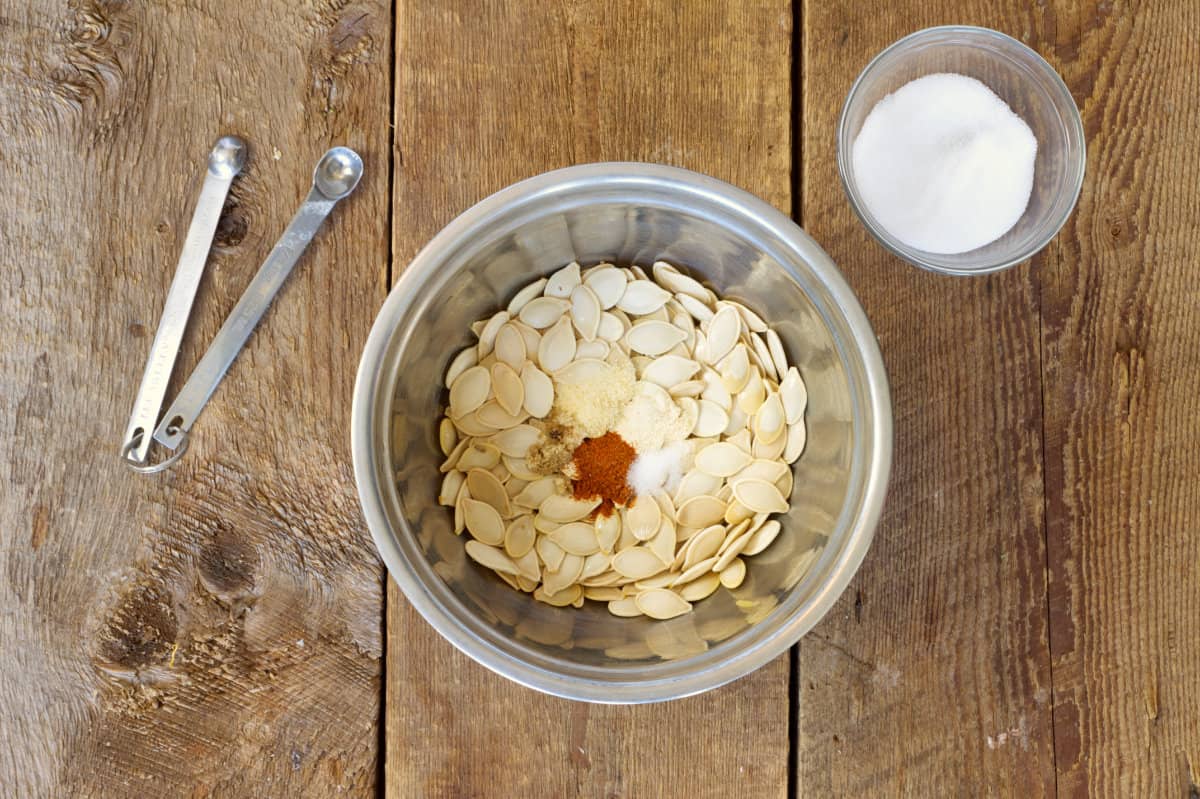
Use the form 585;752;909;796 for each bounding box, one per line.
121;136;246;464
150;146;363;456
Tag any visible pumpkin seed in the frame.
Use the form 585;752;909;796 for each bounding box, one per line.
738;371;766;415
518;296;570;329
551;521;601;556
607;597;644;617
676;495;726;528
765;329;789;378
652;261;708;300
692;399;729;437
673;556;719;586
540;493;602;523
462;497;505;545
448;365;490;418
626;320;687;356
507;278;548;314
514;548;541;583
700;371;732;410
535;584;582;607
612;547;667;580
438;470;464;507
538;315;577;373
499;515;535;559
580;552;611;580
695;442;753;477
723;300;767;333
457;441;501;471
477;310;509;360
438;418;458;456
597;312;624;341
569;284;602;341
555;357;609;384
543;553;584;595
626;495;661;540
519;362;554;418
649;516;676;565
545;261;581;298
494;323;526;367
491;362;525;417
636;589;692;620
445;346;478;389
642;355;701;388
673;470;723;507
676;292;715;322
583;266;626;309
780;366;807;425
595;512;621;553
634;572;678;590
752;428;787;460
536;536;566;571
489;424;538;458
719;557;747;589
733;479;788;514
747;332;775;380
575;339;610;360
584;586;624;602
784;420;807;464
713;529;753;571
513;476;559;508
683;524;725;568
467;468;511;517
704;306;740;364
679;572;722;602
476;401;526;430
616;280;671;315
724;500;754;526
453;411;497;438
465;541;520;576
718;344;750;393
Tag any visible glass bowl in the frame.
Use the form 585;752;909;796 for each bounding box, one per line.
838;25;1086;275
352;163;892;702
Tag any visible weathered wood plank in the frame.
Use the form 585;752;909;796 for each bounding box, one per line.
0;1;390;795
1038;2;1200;796
388;2;792;797
797;4;1057;795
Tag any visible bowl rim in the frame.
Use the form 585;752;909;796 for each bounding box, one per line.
352;162;893;702
836;24;1087;276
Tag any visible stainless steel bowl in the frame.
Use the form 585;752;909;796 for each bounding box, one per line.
352;163;892;702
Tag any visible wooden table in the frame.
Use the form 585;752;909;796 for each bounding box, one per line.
2;1;1196;796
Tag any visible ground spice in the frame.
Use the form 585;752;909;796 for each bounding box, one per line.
570;431;636;517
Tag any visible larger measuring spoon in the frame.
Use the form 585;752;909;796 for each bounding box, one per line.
149;146;363;461
121;136;246;464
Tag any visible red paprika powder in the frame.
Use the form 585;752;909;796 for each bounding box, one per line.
570;432;636;516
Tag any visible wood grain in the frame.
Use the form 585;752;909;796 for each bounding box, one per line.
1038;2;1200;796
0;1;390;795
797;3;1058;795
388;1;792;797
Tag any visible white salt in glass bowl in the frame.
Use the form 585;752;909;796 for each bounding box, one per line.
838;26;1086;275
352;163;892;702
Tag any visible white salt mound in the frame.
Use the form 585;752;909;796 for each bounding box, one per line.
628;441;691;497
851;73;1038;255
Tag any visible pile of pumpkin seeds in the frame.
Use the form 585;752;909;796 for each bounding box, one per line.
438;261;807;620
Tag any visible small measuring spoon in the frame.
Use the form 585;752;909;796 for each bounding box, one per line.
150;147;363;457
122;136;246;465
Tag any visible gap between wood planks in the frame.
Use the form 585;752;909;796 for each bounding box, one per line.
787;2;804;798
380;0;399;793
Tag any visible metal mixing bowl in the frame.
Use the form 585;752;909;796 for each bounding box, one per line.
352;163;892;702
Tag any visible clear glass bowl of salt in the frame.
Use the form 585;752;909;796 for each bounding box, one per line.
838;26;1086;275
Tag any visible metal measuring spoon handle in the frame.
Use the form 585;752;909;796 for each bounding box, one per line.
121;136;246;467
151;146;364;453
